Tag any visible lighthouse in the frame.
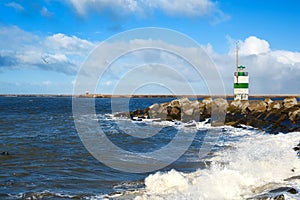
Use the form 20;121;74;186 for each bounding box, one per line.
234;45;249;100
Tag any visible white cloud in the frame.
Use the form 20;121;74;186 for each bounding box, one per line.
143;0;215;17
105;80;112;86
40;6;53;17
45;33;95;55
0;26;96;75
65;0;228;21
271;50;300;65
238;36;270;55
0;26;299;94
42;80;52;86
67;0;139;16
71;35;299;94
5;2;24;11
76;38;223;95
0;26;39;50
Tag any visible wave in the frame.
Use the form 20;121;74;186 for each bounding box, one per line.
74;114;300;199
6;190;86;199
138;132;300;200
103;128;300;200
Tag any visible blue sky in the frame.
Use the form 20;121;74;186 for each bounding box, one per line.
0;0;299;94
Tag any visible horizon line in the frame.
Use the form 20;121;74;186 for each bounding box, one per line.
1;94;299;98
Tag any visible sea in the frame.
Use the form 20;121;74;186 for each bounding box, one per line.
0;97;299;200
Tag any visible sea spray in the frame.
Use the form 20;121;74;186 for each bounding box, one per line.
135;131;300;200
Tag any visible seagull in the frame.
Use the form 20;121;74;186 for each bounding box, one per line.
41;55;49;64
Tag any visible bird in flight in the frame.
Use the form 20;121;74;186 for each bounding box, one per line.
41;55;49;64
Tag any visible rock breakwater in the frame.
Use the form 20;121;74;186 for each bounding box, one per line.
120;97;300;134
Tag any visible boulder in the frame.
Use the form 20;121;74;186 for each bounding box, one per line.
170;99;180;107
149;103;159;111
289;107;300;123
198;102;206;113
264;98;274;111
202;97;212;105
161;102;170;108
202;97;212;115
230;99;241;108
167;106;181;121
143;107;150;118
130;96;300;134
228;100;249;114
148;103;160;118
198;102;207;121
148;109;156;118
273;194;285;200
293;146;300;151
180;99;201;122
212;98;228;111
130;108;152;119
269;186;298;194
230;99;244;108
283;97;297;108
179;97;191;105
181;99;193;116
268;101;282;111
247;101;267;112
264;97;273;105
149;104;168;119
198;98;212;121
211;98;228;124
190;100;200;109
190;100;201;121
183;107;194;116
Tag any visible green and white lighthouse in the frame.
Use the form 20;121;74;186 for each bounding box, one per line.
234;45;249;100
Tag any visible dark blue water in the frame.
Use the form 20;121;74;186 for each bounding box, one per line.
0;97;208;199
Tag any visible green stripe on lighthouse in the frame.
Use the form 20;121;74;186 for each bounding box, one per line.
234;83;248;88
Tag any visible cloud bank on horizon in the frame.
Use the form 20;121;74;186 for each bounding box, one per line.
0;0;299;94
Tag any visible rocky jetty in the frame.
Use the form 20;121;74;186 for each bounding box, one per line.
123;97;300;134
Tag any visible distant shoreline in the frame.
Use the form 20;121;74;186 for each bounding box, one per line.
0;94;300;99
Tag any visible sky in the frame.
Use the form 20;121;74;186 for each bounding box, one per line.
0;0;299;95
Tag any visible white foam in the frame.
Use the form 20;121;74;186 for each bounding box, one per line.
8;190;78;199
196;118;211;129
135;131;300;200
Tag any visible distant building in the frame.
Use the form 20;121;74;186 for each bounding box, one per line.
234;44;249;100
